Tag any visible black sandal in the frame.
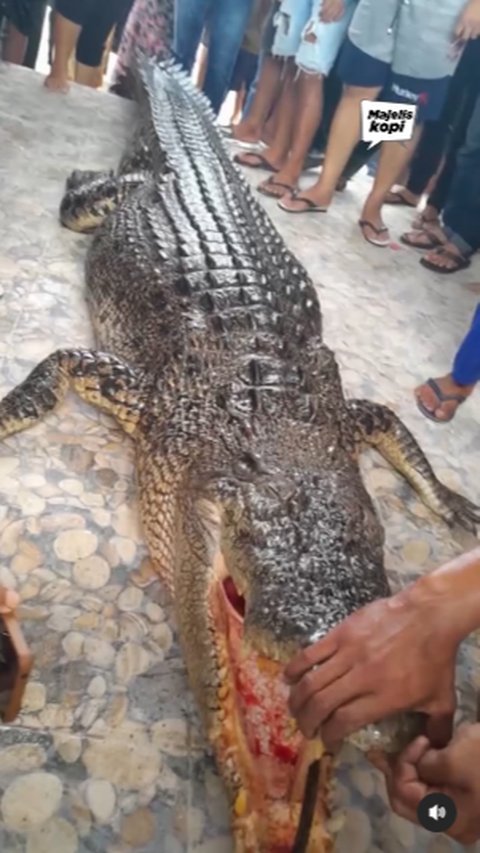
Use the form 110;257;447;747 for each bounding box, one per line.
385;189;418;207
420;246;471;274
233;152;279;173
257;177;296;199
416;378;467;423
400;230;444;250
277;192;327;214
358;219;389;247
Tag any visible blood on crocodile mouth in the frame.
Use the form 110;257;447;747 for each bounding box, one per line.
222;576;246;618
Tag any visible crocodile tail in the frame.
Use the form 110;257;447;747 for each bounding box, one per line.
135;56;322;339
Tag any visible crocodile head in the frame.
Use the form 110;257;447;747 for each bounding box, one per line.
218;460;423;751
171;444;423;852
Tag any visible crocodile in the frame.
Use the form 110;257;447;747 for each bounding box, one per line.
2;58;479;852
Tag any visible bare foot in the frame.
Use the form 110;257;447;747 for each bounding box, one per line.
233;151;279;172
359;198;391;246
234;149;284;172
421;241;471;273
44;72;69;93
257;176;297;198
412;204;440;230
258;161;303;198
232;122;262;145
401;221;446;249
385;185;421;207
415;374;474;422
277;183;331;213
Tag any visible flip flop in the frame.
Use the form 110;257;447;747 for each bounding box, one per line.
257;177;296;199
416;378;467;423
420;246;471;274
233;152;279;172
411;211;441;231
358;220;390;247
277;192;327;214
385;189;418;207
400;230;444;250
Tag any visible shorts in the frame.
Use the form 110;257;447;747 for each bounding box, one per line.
230;48;259;91
271;0;355;76
3;0;40;36
337;37;452;122
56;0;124;66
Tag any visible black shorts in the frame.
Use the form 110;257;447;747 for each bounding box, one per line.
337;37;452;123
56;0;124;67
3;0;41;36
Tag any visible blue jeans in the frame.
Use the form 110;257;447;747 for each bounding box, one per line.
443;91;480;256
452;304;480;386
173;0;254;114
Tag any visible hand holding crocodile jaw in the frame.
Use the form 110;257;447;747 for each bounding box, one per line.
286;548;480;749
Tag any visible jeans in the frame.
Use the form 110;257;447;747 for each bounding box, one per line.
173;0;254;114
452;304;480;386
443;91;480;256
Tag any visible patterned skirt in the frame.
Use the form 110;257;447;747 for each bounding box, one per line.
112;0;174;93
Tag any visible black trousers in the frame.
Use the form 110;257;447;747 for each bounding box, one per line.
55;0;124;66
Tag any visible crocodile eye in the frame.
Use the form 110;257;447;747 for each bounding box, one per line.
233;452;260;480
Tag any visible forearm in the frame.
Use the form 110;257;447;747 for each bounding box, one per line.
402;547;480;644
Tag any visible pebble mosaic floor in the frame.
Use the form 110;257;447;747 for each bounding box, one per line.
1;63;480;853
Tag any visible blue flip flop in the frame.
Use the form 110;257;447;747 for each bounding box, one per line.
416;378;467;423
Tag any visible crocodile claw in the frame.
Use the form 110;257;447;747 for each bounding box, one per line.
439;486;480;533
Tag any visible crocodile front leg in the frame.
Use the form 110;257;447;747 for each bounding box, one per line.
60;172;147;232
65;169;115;192
0;349;146;440
349;399;480;532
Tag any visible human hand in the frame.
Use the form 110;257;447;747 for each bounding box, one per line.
376;724;480;845
285;592;458;748
320;0;345;23
455;0;480;40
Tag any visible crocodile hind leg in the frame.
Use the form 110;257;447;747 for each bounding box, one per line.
349;399;480;532
60;171;147;232
0;349;146;440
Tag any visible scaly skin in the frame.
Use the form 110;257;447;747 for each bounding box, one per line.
1;59;479;851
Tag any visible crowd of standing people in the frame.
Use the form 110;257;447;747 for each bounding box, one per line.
1;0;480;843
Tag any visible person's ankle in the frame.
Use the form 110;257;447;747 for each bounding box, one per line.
448;374;475;396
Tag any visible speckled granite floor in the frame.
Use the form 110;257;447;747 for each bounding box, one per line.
0;62;479;853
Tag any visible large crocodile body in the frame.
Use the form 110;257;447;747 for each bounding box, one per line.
1;59;479;852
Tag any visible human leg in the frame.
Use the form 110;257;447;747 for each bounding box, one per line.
420;92;480;274
233;3;281;142
259;0;356;198
3;20;28;63
359;124;423;245
202;0;254;113
415;305;480;422
45;0;90;91
173;0;210;75
278;33;387;213
3;0;38;65
75;0;124;87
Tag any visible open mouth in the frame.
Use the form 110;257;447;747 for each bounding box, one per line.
214;570;333;853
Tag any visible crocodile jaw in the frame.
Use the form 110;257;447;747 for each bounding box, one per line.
206;555;335;853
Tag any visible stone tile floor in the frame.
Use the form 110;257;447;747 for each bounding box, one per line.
0;63;479;853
